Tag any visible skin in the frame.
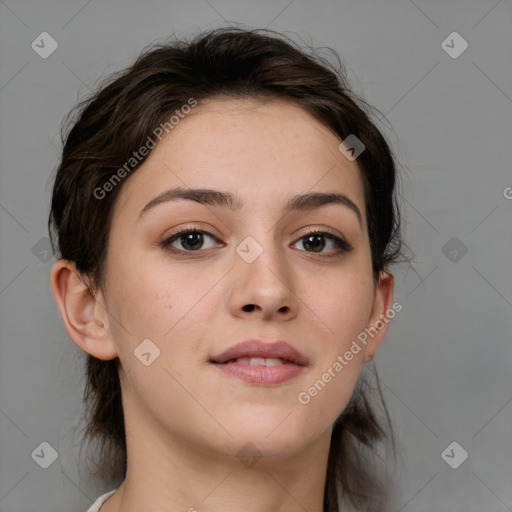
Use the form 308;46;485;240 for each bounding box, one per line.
50;97;394;512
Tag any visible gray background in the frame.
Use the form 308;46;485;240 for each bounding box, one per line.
1;0;511;511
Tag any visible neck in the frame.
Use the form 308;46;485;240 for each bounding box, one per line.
101;393;331;512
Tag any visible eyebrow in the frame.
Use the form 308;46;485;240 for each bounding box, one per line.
138;187;363;227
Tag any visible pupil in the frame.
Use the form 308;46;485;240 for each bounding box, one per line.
305;235;324;252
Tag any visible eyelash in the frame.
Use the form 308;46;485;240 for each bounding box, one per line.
161;226;353;257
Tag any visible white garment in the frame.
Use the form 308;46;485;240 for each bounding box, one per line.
86;489;117;512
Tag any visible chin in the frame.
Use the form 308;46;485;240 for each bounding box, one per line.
220;424;311;457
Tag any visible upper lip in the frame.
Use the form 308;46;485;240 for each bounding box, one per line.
210;339;309;366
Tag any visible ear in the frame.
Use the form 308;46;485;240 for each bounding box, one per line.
50;259;118;360
363;270;395;362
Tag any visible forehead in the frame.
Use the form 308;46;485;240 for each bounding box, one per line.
113;97;366;223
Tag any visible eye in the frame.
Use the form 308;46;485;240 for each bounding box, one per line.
161;227;352;257
292;229;352;256
161;227;221;254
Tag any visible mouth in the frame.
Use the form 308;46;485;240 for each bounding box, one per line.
217;356;295;366
209;339;309;385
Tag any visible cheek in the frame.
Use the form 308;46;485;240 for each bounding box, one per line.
106;269;207;409
107;261;218;364
312;268;374;343
109;258;186;332
298;268;373;412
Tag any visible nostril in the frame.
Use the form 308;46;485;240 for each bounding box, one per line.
243;304;256;312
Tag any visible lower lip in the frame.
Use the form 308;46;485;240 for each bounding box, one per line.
211;361;306;385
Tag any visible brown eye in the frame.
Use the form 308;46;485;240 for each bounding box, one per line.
302;234;326;252
293;230;352;256
162;229;220;253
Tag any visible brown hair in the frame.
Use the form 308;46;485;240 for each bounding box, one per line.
48;27;406;511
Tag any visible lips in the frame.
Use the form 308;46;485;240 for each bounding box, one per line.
210;339;309;366
210;339;308;385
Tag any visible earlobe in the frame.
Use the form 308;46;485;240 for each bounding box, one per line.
363;270;395;363
49;259;119;360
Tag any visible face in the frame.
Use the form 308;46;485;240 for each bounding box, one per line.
91;97;392;460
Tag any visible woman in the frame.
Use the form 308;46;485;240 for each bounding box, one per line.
48;27;405;512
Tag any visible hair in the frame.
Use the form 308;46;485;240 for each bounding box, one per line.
48;26;408;511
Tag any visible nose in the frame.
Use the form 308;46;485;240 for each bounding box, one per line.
228;237;298;321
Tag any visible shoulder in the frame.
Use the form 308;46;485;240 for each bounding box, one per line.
85;489;117;512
